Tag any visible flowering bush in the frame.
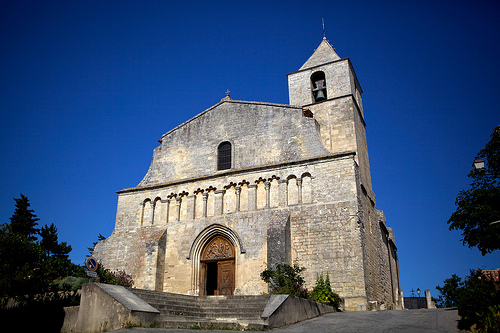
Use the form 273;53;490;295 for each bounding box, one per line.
94;262;134;288
260;263;309;299
311;272;341;310
109;270;134;288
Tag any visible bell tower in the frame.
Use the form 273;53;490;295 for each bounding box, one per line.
287;38;372;193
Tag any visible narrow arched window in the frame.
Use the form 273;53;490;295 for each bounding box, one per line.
218;141;232;170
311;71;327;103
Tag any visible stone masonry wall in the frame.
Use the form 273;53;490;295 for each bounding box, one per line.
137;101;329;188
95;155;372;307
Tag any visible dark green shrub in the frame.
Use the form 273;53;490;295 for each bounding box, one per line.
311;272;341;309
456;270;500;332
260;263;308;298
437;269;500;332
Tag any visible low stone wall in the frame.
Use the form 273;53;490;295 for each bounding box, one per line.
262;294;335;328
61;283;160;333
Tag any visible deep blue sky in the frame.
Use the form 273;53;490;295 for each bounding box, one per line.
1;0;499;299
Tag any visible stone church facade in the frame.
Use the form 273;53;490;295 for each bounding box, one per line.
93;38;402;311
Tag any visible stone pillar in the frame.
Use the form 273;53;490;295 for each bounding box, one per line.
425;289;435;309
202;192;208;217
297;178;303;205
278;179;287;207
214;190;225;215
166;194;177;222
235;186;241;212
248;184;257;211
162;199;170;224
175;197;181;221
150;202;155;225
264;181;271;209
187;195;196;220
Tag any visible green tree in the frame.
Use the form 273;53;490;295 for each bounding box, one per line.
0;229;44;303
457;270;500;332
448;126;500;255
0;194;83;305
435;274;462;308
87;233;105;256
436;270;500;332
39;223;83;283
7;194;39;241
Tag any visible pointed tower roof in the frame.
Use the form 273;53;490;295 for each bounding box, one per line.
299;38;341;71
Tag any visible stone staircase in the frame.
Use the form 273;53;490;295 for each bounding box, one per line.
129;288;271;329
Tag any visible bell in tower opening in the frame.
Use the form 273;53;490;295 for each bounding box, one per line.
311;71;327;102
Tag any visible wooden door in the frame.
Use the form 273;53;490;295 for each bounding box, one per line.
200;236;235;296
217;260;235;295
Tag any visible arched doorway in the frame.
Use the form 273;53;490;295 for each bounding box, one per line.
200;236;235;295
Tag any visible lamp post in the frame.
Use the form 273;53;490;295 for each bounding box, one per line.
416;288;421;297
473;157;485;170
471;157;499;225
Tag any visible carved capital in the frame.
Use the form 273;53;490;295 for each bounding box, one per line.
238;179;250;186
194;188;204;195
255;177;266;184
224;181;237;190
206;185;217;192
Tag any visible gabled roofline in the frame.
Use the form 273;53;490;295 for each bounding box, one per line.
159;100;301;142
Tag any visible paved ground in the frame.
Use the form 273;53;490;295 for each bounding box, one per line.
115;308;467;333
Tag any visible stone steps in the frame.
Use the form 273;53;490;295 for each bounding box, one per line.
128;288;270;329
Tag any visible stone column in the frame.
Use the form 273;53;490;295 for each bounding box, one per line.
297;178;303;205
162;199;170;224
150;202;155;225
175;197;181;221
264;181;271;209
187;195;196;220
278;179;287;207
166;194;177;222
202;192;208;217
214;190;225;215
248;184;257;211
235;186;241;212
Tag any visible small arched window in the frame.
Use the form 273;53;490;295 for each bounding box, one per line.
218;141;232;170
311;71;327;103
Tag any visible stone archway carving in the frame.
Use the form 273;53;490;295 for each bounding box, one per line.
201;236;235;261
200;236;235;295
188;224;244;296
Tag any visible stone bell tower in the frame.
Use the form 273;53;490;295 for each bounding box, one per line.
287;38;373;194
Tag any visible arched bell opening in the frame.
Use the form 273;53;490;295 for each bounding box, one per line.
311;71;327;103
199;235;235;295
